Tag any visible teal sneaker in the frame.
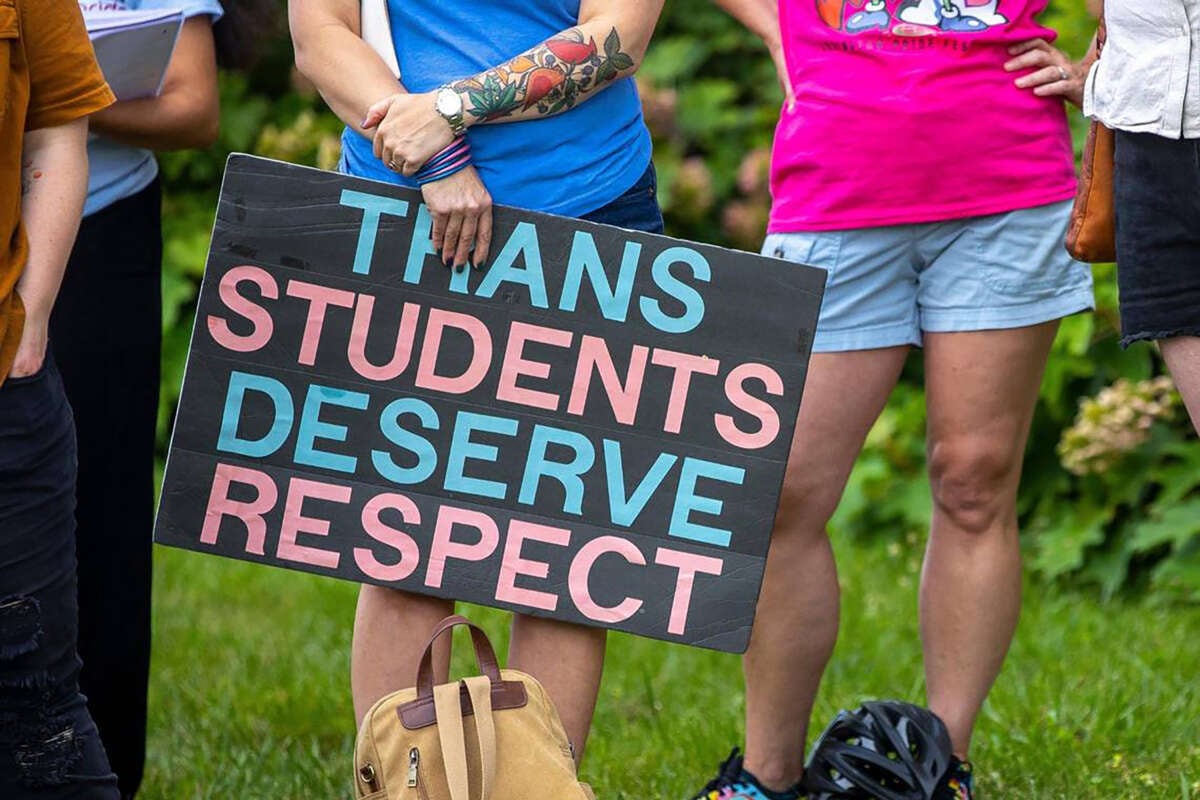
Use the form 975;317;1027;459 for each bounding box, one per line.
690;749;804;800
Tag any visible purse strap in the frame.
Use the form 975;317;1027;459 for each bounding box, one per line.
416;615;503;701
433;676;498;800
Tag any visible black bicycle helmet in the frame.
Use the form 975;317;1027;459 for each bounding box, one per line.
803;701;954;800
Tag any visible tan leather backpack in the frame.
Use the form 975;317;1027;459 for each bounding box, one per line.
354;615;597;800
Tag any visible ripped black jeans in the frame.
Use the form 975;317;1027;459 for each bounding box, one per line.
0;356;119;798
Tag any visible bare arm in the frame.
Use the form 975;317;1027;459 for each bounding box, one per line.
712;0;793;104
289;0;494;272
290;0;410;136
88;17;221;150
11;120;91;379
364;0;665;173
447;0;665;125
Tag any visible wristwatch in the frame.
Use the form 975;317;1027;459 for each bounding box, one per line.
434;87;467;136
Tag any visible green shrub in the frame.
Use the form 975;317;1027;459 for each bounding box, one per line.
155;0;1200;600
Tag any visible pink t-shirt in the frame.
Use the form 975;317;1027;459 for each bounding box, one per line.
769;0;1078;232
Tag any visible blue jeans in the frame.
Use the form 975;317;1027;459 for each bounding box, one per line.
0;357;119;799
579;162;664;234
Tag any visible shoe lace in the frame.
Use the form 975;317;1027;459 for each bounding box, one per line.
692;748;746;800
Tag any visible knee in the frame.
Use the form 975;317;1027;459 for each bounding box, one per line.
927;437;1017;535
772;467;843;543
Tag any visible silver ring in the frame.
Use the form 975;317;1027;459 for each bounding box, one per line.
387;159;399;171
1058;66;1070;82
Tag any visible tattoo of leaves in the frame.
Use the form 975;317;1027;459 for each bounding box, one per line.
458;26;636;121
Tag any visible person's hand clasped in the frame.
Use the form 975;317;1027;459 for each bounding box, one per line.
363;91;456;177
1005;38;1087;108
421;166;493;272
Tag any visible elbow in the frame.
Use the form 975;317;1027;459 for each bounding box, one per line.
183;108;220;149
292;40;319;85
195;115;220;149
170;110;219;150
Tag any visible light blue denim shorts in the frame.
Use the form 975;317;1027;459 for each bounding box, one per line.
763;200;1095;352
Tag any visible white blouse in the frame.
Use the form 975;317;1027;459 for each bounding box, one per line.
1084;0;1200;140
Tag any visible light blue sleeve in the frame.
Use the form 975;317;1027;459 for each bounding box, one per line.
125;0;224;23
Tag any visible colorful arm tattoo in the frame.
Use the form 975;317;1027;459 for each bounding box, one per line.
450;27;637;122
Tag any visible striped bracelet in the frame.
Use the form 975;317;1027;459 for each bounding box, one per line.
415;137;472;185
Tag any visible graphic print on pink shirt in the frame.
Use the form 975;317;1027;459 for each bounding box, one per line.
818;0;1008;35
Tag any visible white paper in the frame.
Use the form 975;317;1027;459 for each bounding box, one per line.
84;9;185;101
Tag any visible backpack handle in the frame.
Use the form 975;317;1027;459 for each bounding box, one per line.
416;615;502;700
434;676;498;800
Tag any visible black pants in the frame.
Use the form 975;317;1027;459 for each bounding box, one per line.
50;180;162;800
0;357;120;798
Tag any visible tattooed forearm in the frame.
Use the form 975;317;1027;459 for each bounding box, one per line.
450;27;636;122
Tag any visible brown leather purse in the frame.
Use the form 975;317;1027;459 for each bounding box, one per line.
1066;6;1115;263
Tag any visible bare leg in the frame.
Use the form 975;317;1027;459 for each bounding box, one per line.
508;615;606;765
351;586;454;723
1160;336;1200;434
743;347;910;789
921;323;1057;758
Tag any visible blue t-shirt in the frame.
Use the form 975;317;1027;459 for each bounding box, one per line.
341;0;652;218
79;0;224;217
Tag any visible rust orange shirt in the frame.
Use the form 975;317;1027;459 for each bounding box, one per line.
1;0;114;385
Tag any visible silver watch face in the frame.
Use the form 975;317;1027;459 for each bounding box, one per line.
436;88;463;118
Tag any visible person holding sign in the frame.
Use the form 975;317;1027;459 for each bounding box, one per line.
0;0;118;797
696;1;1097;799
49;2;273;797
290;0;666;760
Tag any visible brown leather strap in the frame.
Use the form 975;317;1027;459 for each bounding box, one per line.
434;682;471;800
416;615;502;701
398;680;528;730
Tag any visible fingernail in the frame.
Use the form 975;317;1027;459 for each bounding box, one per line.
443;257;453;268
455;263;465;274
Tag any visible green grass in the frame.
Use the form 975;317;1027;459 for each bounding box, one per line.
142;537;1200;799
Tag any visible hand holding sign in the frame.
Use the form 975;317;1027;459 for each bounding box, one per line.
155;156;824;652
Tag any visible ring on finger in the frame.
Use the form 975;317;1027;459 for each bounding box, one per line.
1058;66;1070;82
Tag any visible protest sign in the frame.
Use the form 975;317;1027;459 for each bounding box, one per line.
154;155;825;652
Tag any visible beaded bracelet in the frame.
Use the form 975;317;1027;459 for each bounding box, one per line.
414;137;472;185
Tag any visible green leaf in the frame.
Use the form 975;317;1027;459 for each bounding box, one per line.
467;90;489;111
1031;505;1107;577
500;83;519;110
605;28;620;57
611;53;635;71
1129;500;1200;553
597;62;617;83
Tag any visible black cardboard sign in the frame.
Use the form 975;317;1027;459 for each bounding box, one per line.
154;155;825;652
